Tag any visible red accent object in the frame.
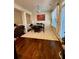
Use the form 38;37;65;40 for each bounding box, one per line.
37;14;45;21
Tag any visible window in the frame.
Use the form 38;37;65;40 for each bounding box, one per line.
51;7;57;29
60;6;65;38
51;5;65;38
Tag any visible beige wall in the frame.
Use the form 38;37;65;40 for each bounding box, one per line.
14;9;23;24
14;3;32;32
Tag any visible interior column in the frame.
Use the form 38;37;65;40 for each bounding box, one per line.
22;12;27;33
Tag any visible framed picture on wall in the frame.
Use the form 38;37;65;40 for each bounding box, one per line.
37;14;45;21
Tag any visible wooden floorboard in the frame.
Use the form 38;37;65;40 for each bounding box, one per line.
14;37;63;59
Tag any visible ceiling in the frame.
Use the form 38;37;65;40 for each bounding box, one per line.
15;0;64;12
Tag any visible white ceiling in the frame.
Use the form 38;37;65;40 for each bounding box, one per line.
15;0;64;12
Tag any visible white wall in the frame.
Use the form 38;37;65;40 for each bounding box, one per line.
14;3;32;15
31;12;52;29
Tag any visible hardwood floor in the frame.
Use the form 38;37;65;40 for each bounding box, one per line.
14;37;63;59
